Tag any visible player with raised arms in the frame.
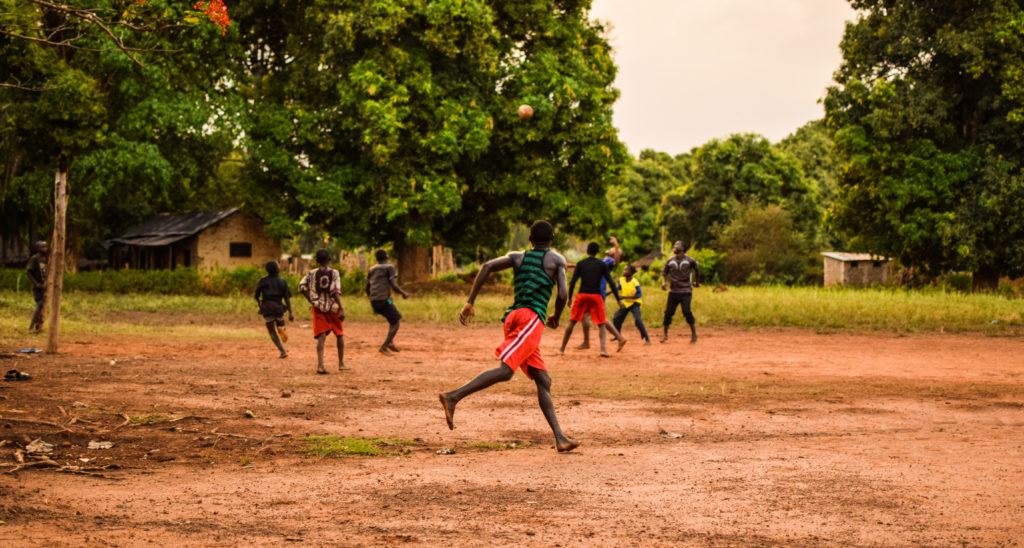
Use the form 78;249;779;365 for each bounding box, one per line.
438;220;580;453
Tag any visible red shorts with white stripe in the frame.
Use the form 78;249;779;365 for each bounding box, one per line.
495;308;546;378
569;293;607;325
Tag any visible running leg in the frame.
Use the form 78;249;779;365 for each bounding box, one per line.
438;364;515;429
630;305;650;343
559;320;578;354
531;369;579;452
598;324;610;357
381;320;400;353
265;321;287;358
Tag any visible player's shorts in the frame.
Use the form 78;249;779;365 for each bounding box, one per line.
312;308;344;337
569;293;607;325
495;308;546;378
370;298;402;325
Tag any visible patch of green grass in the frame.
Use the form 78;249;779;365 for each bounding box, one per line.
466;440;532;452
302;435;418;458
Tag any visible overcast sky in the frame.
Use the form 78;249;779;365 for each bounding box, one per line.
589;0;857;155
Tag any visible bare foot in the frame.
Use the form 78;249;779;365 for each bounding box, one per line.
316;367;327;375
438;393;456;430
379;347;393;356
278;352;288;359
599;351;611;358
387;343;400;352
616;338;628;353
660;336;668;344
556;438;580;453
574;342;590;350
690;333;698;344
338;363;351;371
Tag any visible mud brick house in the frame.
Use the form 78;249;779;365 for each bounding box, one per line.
822;252;892;287
106;208;280;270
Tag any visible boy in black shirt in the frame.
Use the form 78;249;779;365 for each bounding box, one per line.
661;240;701;344
255;261;294;358
560;242;625;357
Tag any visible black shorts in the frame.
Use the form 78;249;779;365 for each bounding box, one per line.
371;299;402;325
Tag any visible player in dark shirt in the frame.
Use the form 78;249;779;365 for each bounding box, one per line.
255;261;294;358
661;240;701;344
560;242;624;357
365;249;410;355
25;241;48;334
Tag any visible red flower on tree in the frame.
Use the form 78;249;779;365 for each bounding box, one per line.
192;0;231;34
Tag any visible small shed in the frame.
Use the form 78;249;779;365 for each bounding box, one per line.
822;252;891;287
633;249;663;271
107;208;281;270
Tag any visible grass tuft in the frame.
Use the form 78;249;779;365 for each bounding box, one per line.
302;435;418;458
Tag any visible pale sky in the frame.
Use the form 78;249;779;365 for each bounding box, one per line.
589;0;857;155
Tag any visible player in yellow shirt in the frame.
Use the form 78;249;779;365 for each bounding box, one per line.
611;264;650;345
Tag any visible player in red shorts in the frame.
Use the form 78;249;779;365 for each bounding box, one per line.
438;220;579;452
560;242;624;357
298;249;347;374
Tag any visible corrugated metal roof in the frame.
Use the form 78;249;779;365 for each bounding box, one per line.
821;252;890;262
107;208;239;247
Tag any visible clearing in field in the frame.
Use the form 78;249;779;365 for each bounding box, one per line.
0;291;1022;545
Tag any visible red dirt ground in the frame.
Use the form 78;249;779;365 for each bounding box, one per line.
1;322;1022;546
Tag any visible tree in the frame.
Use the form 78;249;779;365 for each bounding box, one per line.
778;120;842;247
606;149;681;259
718;203;814;285
231;0;627;281
658;134;819;249
1;0;232;350
824;0;1024;288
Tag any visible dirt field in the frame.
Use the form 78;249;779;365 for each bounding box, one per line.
1;320;1023;546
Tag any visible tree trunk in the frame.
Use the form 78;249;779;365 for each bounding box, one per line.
395;237;431;284
972;264;1000;292
46;157;69;354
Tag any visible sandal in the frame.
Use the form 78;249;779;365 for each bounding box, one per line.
4;369;32;381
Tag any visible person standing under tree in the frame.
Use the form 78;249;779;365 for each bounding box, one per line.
25;240;48;334
612;264;650;344
299;250;347;374
438;220;579;453
366;249;410;355
661;240;701;344
255;261;294;358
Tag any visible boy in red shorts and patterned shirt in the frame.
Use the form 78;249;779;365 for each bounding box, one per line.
299;249;347;374
559;242;624;357
438;220;579;452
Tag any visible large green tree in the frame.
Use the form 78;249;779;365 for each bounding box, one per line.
606;149;681;259
825;0;1024;287
658;133;819;249
231;0;627;280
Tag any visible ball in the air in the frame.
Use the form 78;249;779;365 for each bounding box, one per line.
517;104;534;120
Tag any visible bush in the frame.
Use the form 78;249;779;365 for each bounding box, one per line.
688;248;724;284
0;267;303;296
717;203;815;285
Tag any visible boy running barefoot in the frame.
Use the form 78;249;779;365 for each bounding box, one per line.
560;242;625;357
299;250;347;373
255;260;294;358
438;220;579;453
366;249;410;355
661;240;701;344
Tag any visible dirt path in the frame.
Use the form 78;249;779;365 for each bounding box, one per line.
1;324;1022;546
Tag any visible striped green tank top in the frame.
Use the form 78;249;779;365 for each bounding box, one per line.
503;249;554;321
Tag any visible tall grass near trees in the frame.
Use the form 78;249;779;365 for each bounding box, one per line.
0;284;1020;345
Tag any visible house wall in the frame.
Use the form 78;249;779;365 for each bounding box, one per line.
824;257;891;286
196;213;280;270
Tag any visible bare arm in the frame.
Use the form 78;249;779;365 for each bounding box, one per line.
390;275;409;299
460;254;516;325
567;265;580;302
547;258;568;329
603;267;623;304
693;261;702;287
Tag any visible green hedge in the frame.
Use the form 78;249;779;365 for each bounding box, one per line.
0;267;318;296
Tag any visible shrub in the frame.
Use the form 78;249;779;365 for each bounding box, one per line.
0;267;303;296
717;203;815;285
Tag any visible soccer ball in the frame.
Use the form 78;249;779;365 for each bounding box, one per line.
517;104;534;120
